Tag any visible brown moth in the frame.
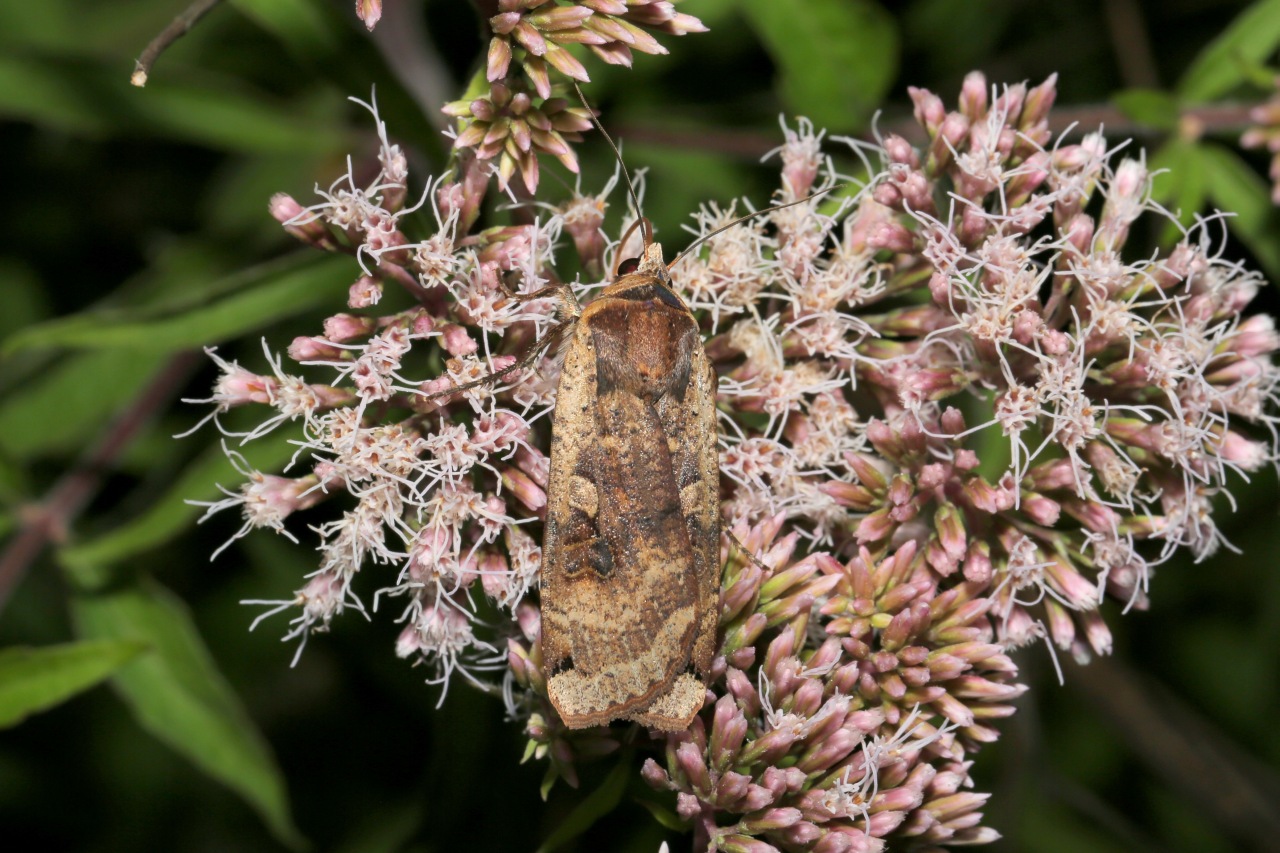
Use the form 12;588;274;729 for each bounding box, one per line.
540;237;720;731
429;93;832;730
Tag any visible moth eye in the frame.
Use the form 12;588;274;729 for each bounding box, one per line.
617;257;640;275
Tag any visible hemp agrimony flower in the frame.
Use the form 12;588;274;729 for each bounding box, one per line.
439;0;706;194
188;72;1279;850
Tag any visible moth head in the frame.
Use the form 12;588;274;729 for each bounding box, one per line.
613;214;664;280
602;240;681;304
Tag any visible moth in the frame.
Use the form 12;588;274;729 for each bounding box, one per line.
539;234;721;731
438;94;829;730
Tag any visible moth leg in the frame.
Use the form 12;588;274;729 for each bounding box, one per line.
421;310;579;402
499;273;582;321
499;270;564;303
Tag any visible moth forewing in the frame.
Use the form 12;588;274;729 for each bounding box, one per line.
541;242;720;731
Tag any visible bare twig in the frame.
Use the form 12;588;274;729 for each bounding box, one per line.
0;352;202;613
131;0;225;87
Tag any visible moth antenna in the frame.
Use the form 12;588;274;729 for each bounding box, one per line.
422;283;581;402
613;218;646;277
422;318;576;402
667;186;844;272
572;82;652;248
725;528;776;576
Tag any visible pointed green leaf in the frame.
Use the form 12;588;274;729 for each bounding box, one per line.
1178;0;1280;101
535;759;630;853
1199;142;1280;280
0;52;346;152
71;575;303;848
59;433;297;585
1112;89;1180;132
228;0;342;59
0;640;146;728
3;253;352;355
227;0;441;155
741;0;898;130
635;796;686;832
0;349;167;458
1149;139;1208;242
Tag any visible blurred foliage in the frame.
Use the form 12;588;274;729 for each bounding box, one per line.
1;0;1279;851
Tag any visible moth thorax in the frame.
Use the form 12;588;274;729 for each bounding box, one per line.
591;294;696;403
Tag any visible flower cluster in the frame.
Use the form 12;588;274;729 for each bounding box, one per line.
443;0;705;193
190;72;1278;850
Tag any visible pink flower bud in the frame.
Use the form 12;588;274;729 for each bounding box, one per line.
500;466;547;513
814;479;875;512
288;336;345;361
959;71;988;118
1082;608;1113;655
929;410;962;441
909;86;946;135
867;220;917;253
856;508;895;543
746;807;802;831
355;0;382;30
515;601;540;642
884;135;919;167
676;741;710;792
928;270;951;304
910;462;942;493
873;181;903;209
268;192;305;224
1021;73;1058;130
480;552;511;600
1040;328;1070;355
812;831;856;853
1231;315;1280;357
1021;493;1061;526
439;324;478;356
323;312;375;342
270;193;333;248
348;275;383;308
714;770;750;807
963;541;992;584
640;757;671;790
934;501;967;559
675;792;702;821
1220;431;1267;470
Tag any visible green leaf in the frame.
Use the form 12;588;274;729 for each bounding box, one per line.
3;253;352;354
535;759;630;853
0;349;166;458
1199;142;1280;280
0;3;187;57
228;0;342;60
0;51;346;152
0;260;51;340
1111;89;1180;132
0;640;146;728
70;575;303;848
228;0;441;156
59;433;297;585
902;0;1012;79
1149;139;1208;242
1178;0;1280;101
741;0;898;130
634;796;686;832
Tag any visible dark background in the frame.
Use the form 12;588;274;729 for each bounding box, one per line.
1;1;1278;851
